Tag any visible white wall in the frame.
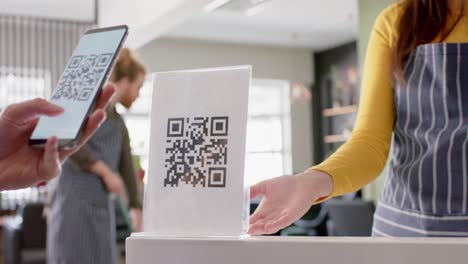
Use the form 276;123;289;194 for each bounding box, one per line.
138;38;315;173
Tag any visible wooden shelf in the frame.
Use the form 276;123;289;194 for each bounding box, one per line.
324;134;349;144
322;105;358;117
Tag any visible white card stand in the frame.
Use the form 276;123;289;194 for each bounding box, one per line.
141;66;251;237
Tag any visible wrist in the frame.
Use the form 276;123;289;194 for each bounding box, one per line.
297;170;334;201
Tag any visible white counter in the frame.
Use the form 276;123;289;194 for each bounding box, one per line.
126;234;468;264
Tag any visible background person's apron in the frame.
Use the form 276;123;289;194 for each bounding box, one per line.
373;43;468;237
47;111;126;264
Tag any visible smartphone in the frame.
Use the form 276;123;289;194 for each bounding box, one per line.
29;25;128;148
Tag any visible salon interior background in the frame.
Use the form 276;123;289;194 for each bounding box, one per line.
0;0;394;252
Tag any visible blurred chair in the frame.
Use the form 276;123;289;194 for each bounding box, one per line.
3;202;47;264
325;199;375;237
280;204;329;236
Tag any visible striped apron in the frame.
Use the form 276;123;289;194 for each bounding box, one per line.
373;43;468;237
47;111;126;263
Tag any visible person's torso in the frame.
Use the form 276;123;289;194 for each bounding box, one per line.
52;112;126;206
376;43;468;237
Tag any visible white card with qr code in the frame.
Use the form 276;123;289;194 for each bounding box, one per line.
143;66;251;237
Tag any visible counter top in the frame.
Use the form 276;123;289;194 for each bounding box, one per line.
126;234;468;264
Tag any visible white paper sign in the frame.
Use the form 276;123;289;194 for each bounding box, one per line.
142;66;251;237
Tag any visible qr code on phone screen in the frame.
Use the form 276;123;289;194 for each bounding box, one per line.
52;53;113;101
164;116;229;188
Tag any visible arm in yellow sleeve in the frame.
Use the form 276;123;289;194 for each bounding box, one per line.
310;6;399;200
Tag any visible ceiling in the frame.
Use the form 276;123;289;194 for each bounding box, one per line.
163;0;358;50
0;0;211;47
0;0;95;21
0;0;358;50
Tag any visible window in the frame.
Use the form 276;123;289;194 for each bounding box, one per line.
122;78;293;186
0;68;51;209
245;79;292;185
0;67;51;110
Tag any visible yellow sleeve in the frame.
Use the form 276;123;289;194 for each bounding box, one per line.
310;4;400;201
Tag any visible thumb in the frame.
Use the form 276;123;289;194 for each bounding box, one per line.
40;136;61;181
250;180;267;200
2;98;63;126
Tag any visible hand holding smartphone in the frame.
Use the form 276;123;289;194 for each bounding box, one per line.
29;25;129;148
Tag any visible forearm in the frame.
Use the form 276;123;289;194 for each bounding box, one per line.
311;126;392;199
89;160;112;179
69;145;98;173
119;125;142;209
120;169;141;208
309;9;396;202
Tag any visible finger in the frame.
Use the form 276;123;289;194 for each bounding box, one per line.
250;206;287;226
3;98;63;126
59;110;105;160
249;209;266;225
263;212;292;234
250;181;267;200
94;84;116;111
78;110;105;145
247;222;266;235
57;84;114;160
41;136;61;180
22;117;40;135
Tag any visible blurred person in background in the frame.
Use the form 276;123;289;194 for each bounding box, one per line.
47;48;146;264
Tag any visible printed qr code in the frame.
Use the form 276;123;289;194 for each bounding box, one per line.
52;53;113;101
164;116;229;188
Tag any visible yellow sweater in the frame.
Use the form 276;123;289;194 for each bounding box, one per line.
311;3;468;200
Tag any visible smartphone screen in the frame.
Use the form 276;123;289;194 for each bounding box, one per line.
30;26;127;147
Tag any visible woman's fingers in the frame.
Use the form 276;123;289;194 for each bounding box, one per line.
249;210;265;225
249;180;274;227
263;211;291;234
248;221;266;235
2;98;63;126
79;110;106;144
250;180;267;200
249;197;272;225
249;202;285;234
249;211;292;235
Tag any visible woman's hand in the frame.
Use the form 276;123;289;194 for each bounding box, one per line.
248;170;333;235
